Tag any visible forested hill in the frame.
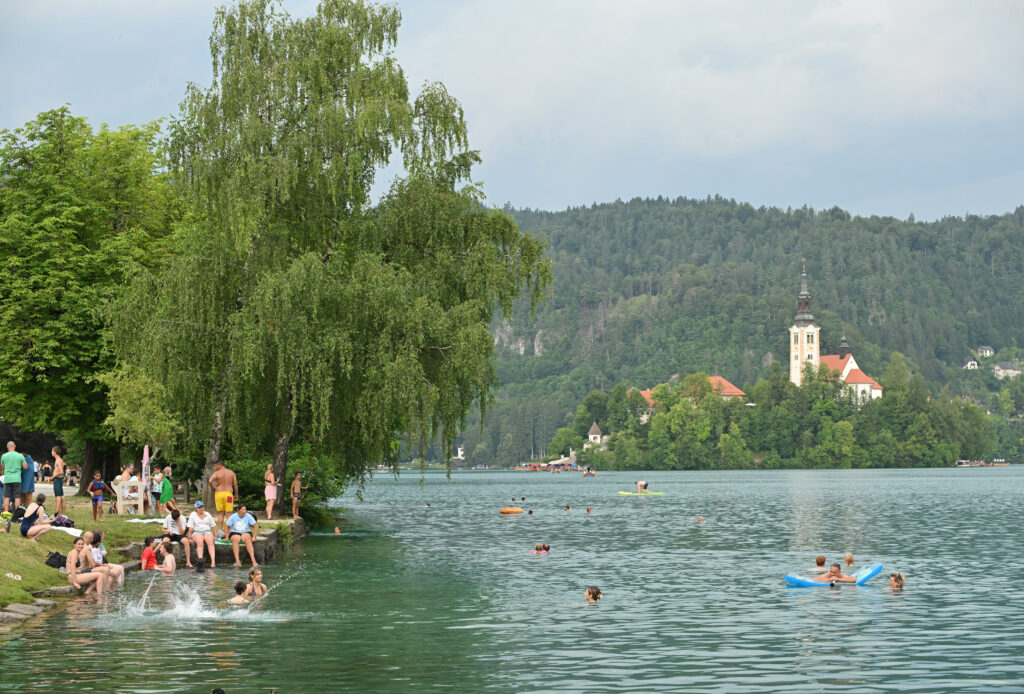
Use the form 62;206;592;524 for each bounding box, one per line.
456;197;1024;466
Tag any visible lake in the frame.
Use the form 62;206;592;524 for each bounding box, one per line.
4;468;1023;692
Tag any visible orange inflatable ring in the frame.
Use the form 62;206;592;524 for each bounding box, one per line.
499;506;524;514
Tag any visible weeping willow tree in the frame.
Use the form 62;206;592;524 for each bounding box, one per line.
108;0;548;499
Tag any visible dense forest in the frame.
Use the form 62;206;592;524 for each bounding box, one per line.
452;197;1024;467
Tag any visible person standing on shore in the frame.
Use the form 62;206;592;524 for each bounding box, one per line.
50;447;67;516
290;472;307;519
209;461;238;535
2;441;26;513
20;454;36;506
264;463;278;520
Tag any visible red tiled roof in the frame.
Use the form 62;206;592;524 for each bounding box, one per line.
637;389;655;407
845;368;881;389
708;376;745;397
819;354;851;375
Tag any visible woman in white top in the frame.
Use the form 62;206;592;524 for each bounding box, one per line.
186;501;218;568
89;530;125;587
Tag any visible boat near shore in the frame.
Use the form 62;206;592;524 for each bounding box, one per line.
954;459;1010;467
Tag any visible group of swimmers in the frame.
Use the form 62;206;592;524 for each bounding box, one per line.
809;553;905;589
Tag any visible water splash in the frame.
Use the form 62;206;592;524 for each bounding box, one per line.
102;580;288;625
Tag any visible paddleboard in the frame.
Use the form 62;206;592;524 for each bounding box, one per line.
784;562;883;587
617;491;664;495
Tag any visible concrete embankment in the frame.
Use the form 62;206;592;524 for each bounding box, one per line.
0;517;307;634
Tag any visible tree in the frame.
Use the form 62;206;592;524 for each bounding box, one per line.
110;0;548;495
549;427;583;457
0;108;178;488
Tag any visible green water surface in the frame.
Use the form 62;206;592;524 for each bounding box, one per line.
4;468;1023;692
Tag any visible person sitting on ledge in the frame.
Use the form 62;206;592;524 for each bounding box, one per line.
226;504;259;568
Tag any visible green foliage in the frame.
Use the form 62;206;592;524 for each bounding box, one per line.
464;197;1024;466
109;0;549;493
0;108;178;444
553;372;992;470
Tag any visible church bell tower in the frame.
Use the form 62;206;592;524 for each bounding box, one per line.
789;264;820;386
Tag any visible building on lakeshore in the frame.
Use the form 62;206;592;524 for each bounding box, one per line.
585;422;609;450
708;376;745;400
788;268;882;401
994;363;1022;380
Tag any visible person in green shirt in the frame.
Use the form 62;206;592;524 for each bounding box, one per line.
2;441;27;513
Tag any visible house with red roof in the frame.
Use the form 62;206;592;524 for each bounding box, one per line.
789;267;882;402
708;376;745;400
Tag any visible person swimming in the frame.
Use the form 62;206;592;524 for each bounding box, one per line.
889;573;905;590
844;552;856;567
542;543;550;554
584;586;603;603
228;582;249;605
530;543;544;554
334;527;341;534
813;564;856;584
812;555;827;572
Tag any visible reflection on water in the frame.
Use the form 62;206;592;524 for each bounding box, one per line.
4;468;1024;692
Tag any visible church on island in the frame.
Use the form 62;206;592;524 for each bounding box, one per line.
789;268;882;401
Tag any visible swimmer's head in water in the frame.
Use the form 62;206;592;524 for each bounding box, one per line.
889;572;905;590
249;567;262;581
542;543;550;552
844;552;854;566
815;555;826;567
234;581;246;595
585;586;602;601
564;506;569;511
528;510;533;515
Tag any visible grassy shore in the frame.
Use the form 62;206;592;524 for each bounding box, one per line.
0;485;292;608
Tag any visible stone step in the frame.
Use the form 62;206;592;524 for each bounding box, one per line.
4;603;43;616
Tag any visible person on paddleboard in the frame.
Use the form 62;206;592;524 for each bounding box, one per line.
635;480;649;493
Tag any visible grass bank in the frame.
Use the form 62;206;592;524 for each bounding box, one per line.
0;487;295;609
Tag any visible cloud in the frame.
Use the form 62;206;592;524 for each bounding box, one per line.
398;0;1024;160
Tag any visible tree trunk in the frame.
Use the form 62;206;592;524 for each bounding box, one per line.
77;438;121;495
202;403;225;508
270;398;295;519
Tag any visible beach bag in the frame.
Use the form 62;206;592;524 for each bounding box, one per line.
45;551;67;569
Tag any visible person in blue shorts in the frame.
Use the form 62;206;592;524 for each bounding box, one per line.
88;471;109;521
51;446;67;516
226;504;259;568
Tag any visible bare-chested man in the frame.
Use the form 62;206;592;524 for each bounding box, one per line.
208;461;239;536
813;563;857;584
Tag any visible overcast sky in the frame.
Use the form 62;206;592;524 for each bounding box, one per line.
2;0;1022;220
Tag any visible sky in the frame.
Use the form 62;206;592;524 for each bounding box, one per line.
2;0;1022;220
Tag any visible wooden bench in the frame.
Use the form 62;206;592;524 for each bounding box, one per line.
114;479;144;515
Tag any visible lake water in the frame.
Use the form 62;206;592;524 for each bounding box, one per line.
4;468;1023;692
